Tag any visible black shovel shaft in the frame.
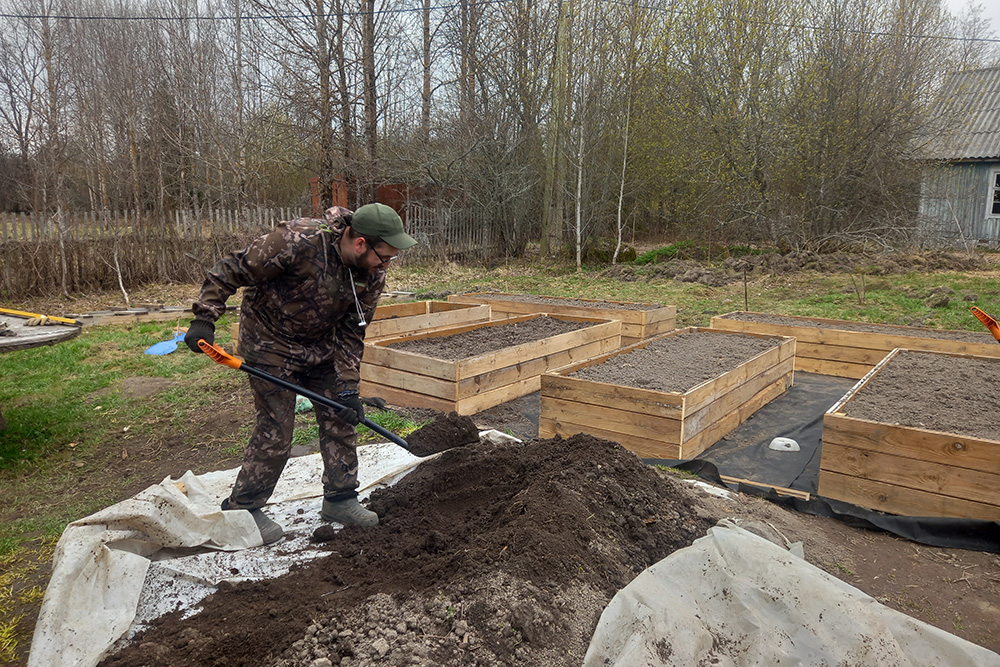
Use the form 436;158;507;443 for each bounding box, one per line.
240;364;410;450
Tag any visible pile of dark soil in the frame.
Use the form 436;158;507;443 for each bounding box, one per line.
404;411;480;456
99;434;713;667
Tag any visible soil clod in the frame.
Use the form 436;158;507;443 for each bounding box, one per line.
404;410;480;456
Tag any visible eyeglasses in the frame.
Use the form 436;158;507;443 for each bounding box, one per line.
367;242;397;265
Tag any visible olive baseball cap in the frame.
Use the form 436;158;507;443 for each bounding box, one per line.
351;203;417;249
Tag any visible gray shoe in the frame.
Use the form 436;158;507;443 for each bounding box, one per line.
249;508;284;545
321;497;379;527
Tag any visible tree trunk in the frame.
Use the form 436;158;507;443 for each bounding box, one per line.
421;0;431;147
361;0;378;203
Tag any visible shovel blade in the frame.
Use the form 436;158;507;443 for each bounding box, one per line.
144;332;185;355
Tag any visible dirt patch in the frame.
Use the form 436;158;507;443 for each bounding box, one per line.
463;293;661;310
842;350;1000;441
570;331;779;393
387;316;592;359
404;411;480;456
100;434;713;667
721;311;997;344
86;376;181;402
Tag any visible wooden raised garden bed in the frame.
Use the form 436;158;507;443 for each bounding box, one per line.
365;301;491;341
446;292;676;346
820;348;1000;521
361;314;622;415
710;311;1000;379
538;327;795;459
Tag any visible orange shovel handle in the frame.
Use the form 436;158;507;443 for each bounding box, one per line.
971;307;1000;342
198;339;244;369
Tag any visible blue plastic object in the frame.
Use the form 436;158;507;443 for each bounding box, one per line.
144;332;185;355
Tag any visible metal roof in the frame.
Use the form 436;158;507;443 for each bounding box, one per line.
922;67;1000;161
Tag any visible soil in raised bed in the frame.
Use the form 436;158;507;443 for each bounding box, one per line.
570;331;780;393
99;434;714;667
466;293;661;311
721;311;996;344
841;350;1000;441
386;315;593;360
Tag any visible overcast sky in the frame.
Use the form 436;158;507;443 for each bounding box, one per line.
942;0;1000;39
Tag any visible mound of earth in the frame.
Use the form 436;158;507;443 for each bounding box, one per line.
599;249;987;286
404;411;480;456
100;434;714;667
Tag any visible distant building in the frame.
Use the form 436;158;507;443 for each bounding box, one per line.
918;67;1000;247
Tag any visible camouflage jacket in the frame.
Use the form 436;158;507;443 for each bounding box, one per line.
192;208;384;392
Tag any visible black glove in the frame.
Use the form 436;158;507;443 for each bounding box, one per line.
335;390;364;425
184;319;216;353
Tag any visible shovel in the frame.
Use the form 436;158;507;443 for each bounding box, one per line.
144;332;186;355
972;306;1000;342
196;339;410;450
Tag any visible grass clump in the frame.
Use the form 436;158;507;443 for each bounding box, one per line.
633;240;698;264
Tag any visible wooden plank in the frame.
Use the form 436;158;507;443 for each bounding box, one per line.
819;440;1000;506
711;313;1000;359
538;415;683;460
718;475;811;501
448;293;675;336
540;375;685;418
428;301;478;314
360;380;456;413
454;375;540;415
448;293;646;323
362;343;458;381
360;363;458;400
373;301;430;319
539;395;683;441
683;363;793;440
817;470;1000;521
794;341;894;366
374;312;541;345
366;304;490;340
457;336;620;399
826;348;901;413
794;356;875;379
680;376;791;457
822;413;1000;475
457;318;620;377
682;336;790;414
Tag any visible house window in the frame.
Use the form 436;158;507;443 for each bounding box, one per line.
991;168;1000;217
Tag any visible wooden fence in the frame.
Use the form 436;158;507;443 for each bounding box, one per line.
402;205;497;263
0;208;305;241
0;206;505;299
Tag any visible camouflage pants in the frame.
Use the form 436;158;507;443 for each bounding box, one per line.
224;363;359;510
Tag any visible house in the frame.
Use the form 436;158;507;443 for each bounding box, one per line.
918;67;1000;247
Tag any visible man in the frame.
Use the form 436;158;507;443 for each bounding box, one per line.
185;203;416;544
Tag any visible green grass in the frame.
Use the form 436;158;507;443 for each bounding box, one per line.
0;316;237;470
288;408;427;449
397;262;1000;333
633;240;699;264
